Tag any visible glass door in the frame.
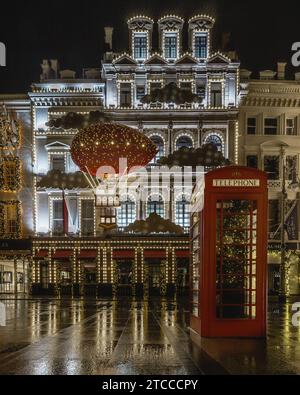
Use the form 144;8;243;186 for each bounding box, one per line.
216;199;257;319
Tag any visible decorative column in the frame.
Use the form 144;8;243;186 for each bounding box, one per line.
198;120;203;148
77;249;83;297
107;246;115;297
134;246;143;297
49;249;55;295
53;257;58;297
97;246;101;286
169;186;174;221
168;120;173;155
166;246;176;296
71;248;77;298
14;257;18;296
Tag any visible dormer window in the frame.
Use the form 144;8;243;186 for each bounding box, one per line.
164;33;177;59
133;33;147;60
194;33;207;58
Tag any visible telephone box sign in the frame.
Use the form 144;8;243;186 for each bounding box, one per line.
213;179;260;187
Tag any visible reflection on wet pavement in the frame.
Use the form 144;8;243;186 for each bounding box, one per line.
0;298;299;375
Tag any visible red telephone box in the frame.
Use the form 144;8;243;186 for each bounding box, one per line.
190;166;268;337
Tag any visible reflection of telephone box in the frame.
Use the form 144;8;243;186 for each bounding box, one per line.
190;166;268;338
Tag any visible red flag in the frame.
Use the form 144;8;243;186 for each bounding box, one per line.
62;190;68;235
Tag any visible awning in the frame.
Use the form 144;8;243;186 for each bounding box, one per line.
113;250;135;259
143;250;166;259
34;250;48;259
78;250;98;259
52;250;73;259
175;250;189;258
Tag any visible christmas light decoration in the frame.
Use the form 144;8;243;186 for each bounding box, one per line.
70;122;157;177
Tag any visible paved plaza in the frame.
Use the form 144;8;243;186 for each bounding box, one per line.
0;298;299;375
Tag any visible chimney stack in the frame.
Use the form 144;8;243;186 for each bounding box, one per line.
104;27;114;51
277;62;287;80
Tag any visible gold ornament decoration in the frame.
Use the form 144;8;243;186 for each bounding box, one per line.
71;122;157;177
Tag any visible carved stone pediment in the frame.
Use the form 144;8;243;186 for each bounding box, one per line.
128;17;153;31
158;17;183;31
189;15;215;30
113;54;137;65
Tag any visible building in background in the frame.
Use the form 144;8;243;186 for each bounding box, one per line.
0;14;240;296
239;63;300;297
0;101;32;294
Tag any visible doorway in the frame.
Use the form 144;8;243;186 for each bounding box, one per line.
83;262;97;297
116;259;133;297
147;260;164;296
177;258;189;296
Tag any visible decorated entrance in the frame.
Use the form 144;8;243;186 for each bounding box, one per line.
190;166;268;337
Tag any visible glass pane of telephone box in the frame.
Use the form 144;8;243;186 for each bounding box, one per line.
216;200;257;319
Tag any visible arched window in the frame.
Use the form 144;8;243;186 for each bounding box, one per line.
147;195;165;218
150;135;165;164
117;197;136;228
176;135;193;150
204;134;223;153
175;195;190;230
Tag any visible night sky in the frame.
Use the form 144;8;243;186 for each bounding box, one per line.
0;0;299;93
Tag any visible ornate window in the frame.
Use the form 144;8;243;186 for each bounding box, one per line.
175;195;190;230
263;156;279;180
164;33;178;59
246;155;258;169
0;156;21;192
136;86;146;101
204;134;223;152
195;34;207;58
286;155;297;181
119;83;132;108
81;199;94;236
176;135;193;150
150;135;165;164
210;82;222;107
50;154;65;172
133;34;147;60
286;118;296;136
52;200;64;236
117;197;136;228
147;195;165;218
0;201;21;239
264;118;278;135
247;117;257;135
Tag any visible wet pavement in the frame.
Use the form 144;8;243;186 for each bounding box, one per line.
0;297;299;375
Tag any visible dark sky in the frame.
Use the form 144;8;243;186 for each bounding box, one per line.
0;0;299;93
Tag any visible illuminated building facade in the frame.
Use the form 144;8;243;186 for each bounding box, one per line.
239;64;300;297
0;14;240;296
0;101;32;294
